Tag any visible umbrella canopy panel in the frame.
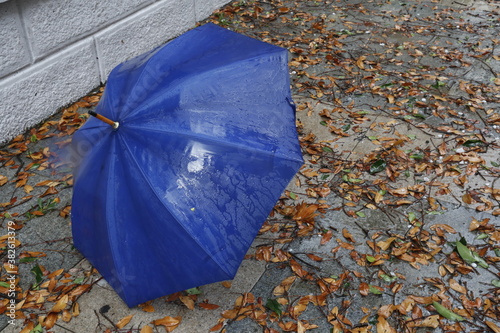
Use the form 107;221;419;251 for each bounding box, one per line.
71;23;303;307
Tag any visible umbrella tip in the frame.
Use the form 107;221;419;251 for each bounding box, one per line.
88;111;119;130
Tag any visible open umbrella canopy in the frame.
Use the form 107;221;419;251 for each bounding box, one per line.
71;23;303;307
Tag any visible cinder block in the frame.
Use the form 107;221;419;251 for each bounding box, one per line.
95;0;196;80
0;1;31;78
0;39;100;144
20;0;154;59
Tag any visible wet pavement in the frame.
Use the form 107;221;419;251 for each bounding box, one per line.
1;0;500;332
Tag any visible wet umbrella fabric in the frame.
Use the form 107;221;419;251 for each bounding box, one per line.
71;23;303;307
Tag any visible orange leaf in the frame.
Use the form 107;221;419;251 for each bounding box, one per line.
116;314;134;329
359;282;369;296
210;321;225;332
342;228;355;243
320;230;333;245
141;325;154;333
152;316;182;332
199;302;220;310
40;186;58;197
221;281;232;288
306;253;323;262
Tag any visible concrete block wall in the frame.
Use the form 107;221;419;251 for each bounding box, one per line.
0;0;230;144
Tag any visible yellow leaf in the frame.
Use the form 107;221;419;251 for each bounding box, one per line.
116;314;134;329
415;315;440;328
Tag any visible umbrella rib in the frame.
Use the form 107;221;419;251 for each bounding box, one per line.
126;125;303;164
116;133;234;278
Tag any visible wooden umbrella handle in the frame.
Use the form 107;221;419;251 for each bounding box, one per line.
88;111;119;129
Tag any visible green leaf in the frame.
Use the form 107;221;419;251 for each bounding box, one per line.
462;139;485;147
368;136;378;140
408;212;417;223
73;277;85;285
369;159;387;174
366;255;376;263
0;281;10;288
495;248;500;257
356;211;366;218
31;324;44;333
320;120;328;126
266;299;283;317
456;241;475;264
20;257;38;263
185;287;202;295
341;124;351;132
31;265;43;285
476;233;489;240
289;192;297;200
407;134;416;140
432;302;464;321
492;161;500;167
322;146;333;153
492;279;500;287
410;153;424;160
369;285;383;295
380;274;397;283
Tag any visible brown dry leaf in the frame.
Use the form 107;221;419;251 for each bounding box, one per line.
221;281;232;288
209;321;225;332
62;309;72;322
152;316;182;332
0;175;8;186
179;295;195;310
141;325;154;333
306;253;323;262
320;230;333;245
72;302;80;317
43;312;59;329
139;302;155;313
199;302;220;310
24;184;34;193
359;282;369;296
342;228;356;243
449;279;467;294
486;321;500;333
376;315;396;333
51;294;68;313
415;315;440;328
40;186;59;198
116;314;134;329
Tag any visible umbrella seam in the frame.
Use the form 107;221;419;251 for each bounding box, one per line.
116;133;235;278
104;139;133;306
124;125;304;165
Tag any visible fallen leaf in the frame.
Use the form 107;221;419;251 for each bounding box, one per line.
152;316;182;332
141;325;154;333
116;314;134;329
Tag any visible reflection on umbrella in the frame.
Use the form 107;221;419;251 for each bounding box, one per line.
71;23;303;307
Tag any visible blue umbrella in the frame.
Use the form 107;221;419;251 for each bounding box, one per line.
70;23;303;307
